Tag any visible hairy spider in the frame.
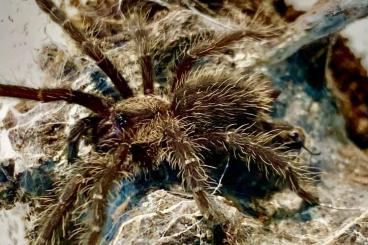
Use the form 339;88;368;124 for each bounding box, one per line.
0;0;318;244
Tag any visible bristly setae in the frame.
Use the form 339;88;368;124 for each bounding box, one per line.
0;0;319;244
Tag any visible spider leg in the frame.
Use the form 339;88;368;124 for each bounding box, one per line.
130;13;156;95
170;29;274;93
34;0;133;98
67;116;102;163
35;175;83;245
211;130;319;205
136;31;155;95
162;122;221;221
86;147;131;245
140;54;155;95
0;84;111;116
256;118;318;153
35;147;130;244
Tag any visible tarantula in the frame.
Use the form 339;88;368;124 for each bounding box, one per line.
0;0;318;244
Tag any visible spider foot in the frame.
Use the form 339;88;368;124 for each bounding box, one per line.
297;188;319;206
196;195;236;244
193;191;227;223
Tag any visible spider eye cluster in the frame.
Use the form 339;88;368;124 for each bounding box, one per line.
116;114;128;128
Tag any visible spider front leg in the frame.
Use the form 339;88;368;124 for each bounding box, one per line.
0;84;111;116
35;147;131;244
85;147;131;245
35;175;83;245
212;130;319;205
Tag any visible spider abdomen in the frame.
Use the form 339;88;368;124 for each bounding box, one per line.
172;70;273;132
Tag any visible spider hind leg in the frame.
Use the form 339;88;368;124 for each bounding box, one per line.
212;130;319;205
